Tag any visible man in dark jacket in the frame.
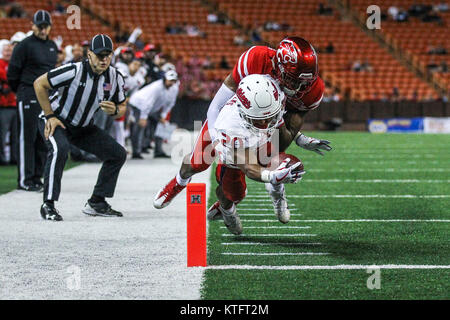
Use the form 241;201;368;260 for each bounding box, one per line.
7;10;57;191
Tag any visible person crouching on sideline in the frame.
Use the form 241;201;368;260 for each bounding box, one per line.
33;34;127;221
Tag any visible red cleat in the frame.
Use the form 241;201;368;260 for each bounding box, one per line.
153;177;187;209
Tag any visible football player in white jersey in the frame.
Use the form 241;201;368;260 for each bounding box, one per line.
208;74;304;235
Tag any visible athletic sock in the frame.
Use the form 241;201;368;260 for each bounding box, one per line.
266;182;284;194
220;203;236;216
90;194;105;204
176;172;191;186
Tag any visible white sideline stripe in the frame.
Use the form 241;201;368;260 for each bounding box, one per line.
308;168;450;172
204;265;450;270
221;252;330;256
241;219;450;223
220;226;311;229
246;195;450;199
221;242;322;246
222;234;316;237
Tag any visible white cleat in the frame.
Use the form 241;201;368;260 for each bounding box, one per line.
221;206;243;235
207;201;223;220
267;185;290;224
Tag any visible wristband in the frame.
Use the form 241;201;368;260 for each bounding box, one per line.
45;114;57;120
294;132;303;145
261;170;271;183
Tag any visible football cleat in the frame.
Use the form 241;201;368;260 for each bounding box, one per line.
153;177;186;209
221;206;243;235
40;203;63;221
82;200;123;217
207;201;223;220
266;184;291;224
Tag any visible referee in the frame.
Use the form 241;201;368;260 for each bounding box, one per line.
7;10;57;191
33;34;127;221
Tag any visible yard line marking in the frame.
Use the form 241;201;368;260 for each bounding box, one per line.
241;219;450;223
302;161;441;165
236;213;301;216
221;242;322;246
221;234;316;237
204;265;450;270
308;168;450;172
246;195;450;199
261;179;450;183
221;252;330;256
239;203;297;207
220;226;311;229
237;208;298;211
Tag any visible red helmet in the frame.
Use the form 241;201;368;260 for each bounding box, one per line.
274;37;318;98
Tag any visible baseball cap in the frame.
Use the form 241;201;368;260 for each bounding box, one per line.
90;34;113;54
33;10;52;26
164;70;178;81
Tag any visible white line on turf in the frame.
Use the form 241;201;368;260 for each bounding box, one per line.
240;219;450;223
236;208;298;211
221;252;330;256
308;168;450;172
260;179;450;183
221;242;322;246
204;265;450;270
235;213;302;216
246;195;450;199
221;234;316;237
220;226;311;229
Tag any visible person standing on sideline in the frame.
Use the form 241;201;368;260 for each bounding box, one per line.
128;70;179;159
33;34;127;221
0;43;18;165
7;10;57;191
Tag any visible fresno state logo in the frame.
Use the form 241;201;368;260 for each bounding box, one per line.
236;87;251;109
276;39;298;65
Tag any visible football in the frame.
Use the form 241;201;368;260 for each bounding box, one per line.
267;152;304;172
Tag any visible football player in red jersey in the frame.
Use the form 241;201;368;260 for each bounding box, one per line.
154;37;331;211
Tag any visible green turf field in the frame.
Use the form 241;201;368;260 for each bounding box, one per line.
202;132;450;299
0;160;80;196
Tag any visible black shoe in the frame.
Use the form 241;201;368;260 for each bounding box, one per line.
34;181;44;193
40;203;63;221
141;148;150;154
154;152;170;158
82;200;123;217
132;153;144;159
18;184;43;192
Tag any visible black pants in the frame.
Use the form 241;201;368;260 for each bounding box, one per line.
17;86;47;187
0;107;18;164
38;117;127;202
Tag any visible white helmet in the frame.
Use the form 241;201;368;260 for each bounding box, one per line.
236;74;285;135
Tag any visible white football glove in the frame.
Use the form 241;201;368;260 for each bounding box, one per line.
261;158;305;185
295;133;332;156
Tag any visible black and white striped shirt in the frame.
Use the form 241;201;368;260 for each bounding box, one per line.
46;59;125;127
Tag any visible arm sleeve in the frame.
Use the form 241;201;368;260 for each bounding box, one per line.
206;83;235;140
47;64;76;89
112;70;126;105
7;41;27;92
